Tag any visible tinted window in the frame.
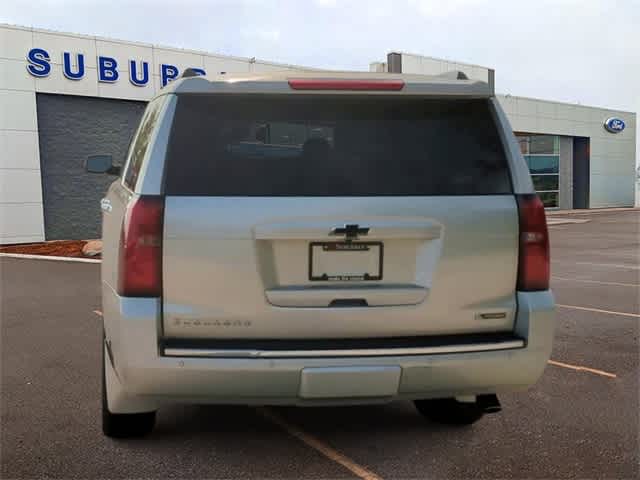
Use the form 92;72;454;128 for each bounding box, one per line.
165;95;511;196
123;97;164;190
518;134;559;155
525;155;559;174
532;175;559;191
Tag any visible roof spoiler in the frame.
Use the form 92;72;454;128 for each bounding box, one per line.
437;69;495;94
437;70;469;80
181;68;203;78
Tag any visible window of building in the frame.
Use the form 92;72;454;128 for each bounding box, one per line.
517;134;560;208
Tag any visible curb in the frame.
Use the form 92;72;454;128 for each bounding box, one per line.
0;253;101;264
546;207;639;216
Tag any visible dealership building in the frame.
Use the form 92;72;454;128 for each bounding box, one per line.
0;24;636;244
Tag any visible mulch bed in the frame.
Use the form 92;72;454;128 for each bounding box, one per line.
0;240;101;259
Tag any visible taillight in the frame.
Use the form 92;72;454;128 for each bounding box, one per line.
516;194;550;291
288;78;405;91
117;196;164;297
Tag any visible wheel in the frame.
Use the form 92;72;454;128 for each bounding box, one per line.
102;335;156;438
414;398;484;426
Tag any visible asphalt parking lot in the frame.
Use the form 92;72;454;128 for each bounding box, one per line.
1;210;638;479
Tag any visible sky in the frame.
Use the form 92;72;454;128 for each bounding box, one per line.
2;0;639;164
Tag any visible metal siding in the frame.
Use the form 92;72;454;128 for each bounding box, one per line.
559;136;573;209
387;53;402;73
36;93;146;240
573;137;590;209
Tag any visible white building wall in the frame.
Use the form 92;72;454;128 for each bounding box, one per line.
388;52;491;83
0;24;309;243
0;25;44;243
377;52;636;209
499;95;636;208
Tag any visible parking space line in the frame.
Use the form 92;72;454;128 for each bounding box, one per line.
570;261;639;270
257;407;383;480
557;251;640;262
548;360;617;378
0;252;101;263
556;304;639;318
551;276;639;288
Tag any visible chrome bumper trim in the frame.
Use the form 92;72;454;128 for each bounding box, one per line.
163;339;525;358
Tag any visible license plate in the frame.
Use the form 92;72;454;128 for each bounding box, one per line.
309;242;383;281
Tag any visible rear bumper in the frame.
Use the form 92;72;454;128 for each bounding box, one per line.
103;284;555;408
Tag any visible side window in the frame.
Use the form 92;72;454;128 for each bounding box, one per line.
123;97;165;190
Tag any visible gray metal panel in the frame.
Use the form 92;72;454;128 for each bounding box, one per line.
387;52;402;73
559;136;573;209
36;94;146;240
573;137;590;209
488;69;495;95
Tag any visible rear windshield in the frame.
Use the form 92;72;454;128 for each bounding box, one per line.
164;95;512;196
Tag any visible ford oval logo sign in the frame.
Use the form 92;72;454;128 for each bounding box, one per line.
604;117;625;134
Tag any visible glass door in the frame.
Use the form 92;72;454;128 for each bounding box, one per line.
517;134;560;208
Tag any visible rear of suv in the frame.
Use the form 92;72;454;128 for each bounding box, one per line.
92;72;555;438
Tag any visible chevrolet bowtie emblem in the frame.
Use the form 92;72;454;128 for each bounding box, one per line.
330;224;370;241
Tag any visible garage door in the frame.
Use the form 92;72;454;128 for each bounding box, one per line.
36;93;146;240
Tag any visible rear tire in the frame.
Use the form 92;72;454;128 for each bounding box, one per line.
102;336;155;438
414;398;484;426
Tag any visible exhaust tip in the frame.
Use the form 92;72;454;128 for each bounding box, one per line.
484;405;502;414
477;394;502;414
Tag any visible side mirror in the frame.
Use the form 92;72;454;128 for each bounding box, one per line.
85;155;121;176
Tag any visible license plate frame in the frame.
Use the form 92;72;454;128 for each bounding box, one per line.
308;241;384;281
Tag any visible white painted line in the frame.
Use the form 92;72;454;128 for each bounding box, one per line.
551;276;639;288
548;360;617;378
562;251;640;262
573;261;640;271
547;218;590;225
552;259;640;270
0;253;101;264
257;407;383;480
556;304;640;318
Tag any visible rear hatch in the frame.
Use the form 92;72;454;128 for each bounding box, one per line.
161;92;518;341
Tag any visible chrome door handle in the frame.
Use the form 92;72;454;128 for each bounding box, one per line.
100;198;112;213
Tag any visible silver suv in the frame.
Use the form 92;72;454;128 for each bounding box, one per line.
89;71;555;438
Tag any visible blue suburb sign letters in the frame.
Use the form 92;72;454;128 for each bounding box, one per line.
26;47;205;87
